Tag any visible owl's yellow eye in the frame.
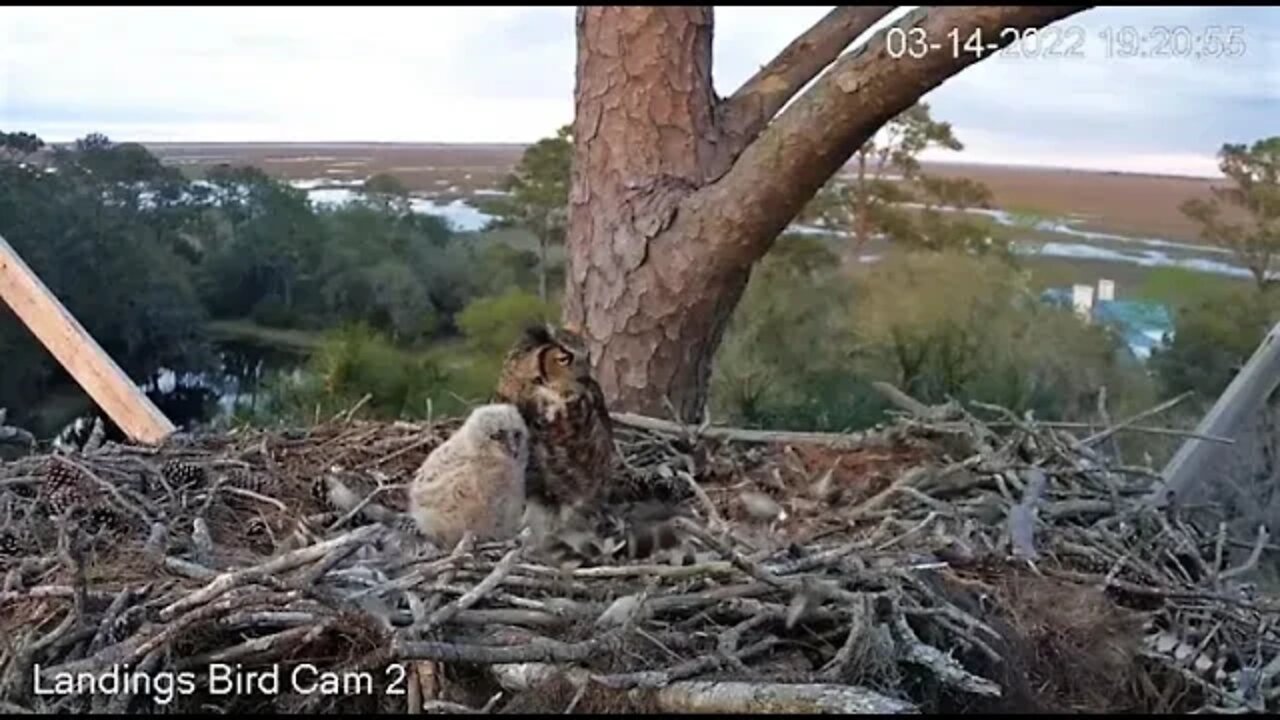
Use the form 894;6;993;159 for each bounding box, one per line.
555;352;572;366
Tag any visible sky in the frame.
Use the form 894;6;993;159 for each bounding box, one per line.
1;6;1277;178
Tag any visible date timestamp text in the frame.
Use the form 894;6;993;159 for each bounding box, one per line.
886;25;1247;61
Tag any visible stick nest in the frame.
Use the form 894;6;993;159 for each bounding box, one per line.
1;399;1278;714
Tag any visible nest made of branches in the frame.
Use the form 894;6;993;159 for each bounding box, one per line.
1;392;1278;715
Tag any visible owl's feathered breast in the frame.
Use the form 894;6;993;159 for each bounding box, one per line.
521;379;614;507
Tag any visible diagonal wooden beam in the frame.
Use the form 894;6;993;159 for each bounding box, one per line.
1146;320;1280;507
0;232;175;445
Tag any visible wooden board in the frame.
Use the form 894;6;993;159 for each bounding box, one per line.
1147;320;1280;507
0;232;176;445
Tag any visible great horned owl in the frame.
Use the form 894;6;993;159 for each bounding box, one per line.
408;404;530;549
494;324;616;531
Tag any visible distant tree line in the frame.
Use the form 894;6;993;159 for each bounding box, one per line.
3;124;1272;453
0;131;549;432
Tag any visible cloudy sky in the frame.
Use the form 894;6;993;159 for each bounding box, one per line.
2;6;1276;177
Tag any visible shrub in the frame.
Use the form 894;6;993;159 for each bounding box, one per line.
456;290;559;356
712;245;1158;432
1149;287;1280;401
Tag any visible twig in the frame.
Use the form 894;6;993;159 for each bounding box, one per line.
395;630;624;664
421;700;483;714
610;412;886;449
54;456;153;525
222;484;289;512
174;622;326;670
1219;525;1270;582
1079;391;1193;447
339;393;374;423
890;609;1001;698
871;381;959;421
847;466;932;521
159;524;382;621
414;533;476;619
422;533;527;631
985;421;1234;444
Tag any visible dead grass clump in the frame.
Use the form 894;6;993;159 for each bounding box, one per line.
990;572;1146;713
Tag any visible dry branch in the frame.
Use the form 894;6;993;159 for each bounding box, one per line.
611;411;889;448
0;403;1275;714
650;680;918;714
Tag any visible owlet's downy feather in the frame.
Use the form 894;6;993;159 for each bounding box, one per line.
408;404;530;550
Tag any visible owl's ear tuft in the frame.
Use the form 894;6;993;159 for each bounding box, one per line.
519;324;555;349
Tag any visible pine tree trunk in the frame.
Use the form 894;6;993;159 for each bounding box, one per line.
564;5;1091;422
562;7;725;422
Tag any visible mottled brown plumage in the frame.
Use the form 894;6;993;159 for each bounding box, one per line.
494;324;616;518
494;324;701;564
542;499;700;569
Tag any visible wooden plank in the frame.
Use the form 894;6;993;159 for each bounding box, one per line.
0;232;175;445
1146;320;1280;507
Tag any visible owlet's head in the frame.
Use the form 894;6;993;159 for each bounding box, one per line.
464;403;529;461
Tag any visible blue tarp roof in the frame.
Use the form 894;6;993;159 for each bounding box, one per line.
1038;288;1174;360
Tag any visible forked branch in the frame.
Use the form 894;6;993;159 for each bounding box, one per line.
695;5;1093;261
716;6;894;171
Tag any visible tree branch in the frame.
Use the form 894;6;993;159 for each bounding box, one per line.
715;6;895;174
693;6;1093;260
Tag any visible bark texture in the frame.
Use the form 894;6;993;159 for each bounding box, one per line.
565;5;1092;422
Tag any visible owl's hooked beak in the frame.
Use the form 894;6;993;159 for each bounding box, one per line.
503;430;525;458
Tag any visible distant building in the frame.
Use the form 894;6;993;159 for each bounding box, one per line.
1040;279;1173;361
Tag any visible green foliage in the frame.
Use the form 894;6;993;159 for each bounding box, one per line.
803;102;1004;255
712;235;886;430
1149;287;1280;401
0;132;216;420
363;173;409;197
361;173;412;215
1157;136;1280;402
457;290;559;356
1003;204;1058;231
194;164;324;323
0;128;545;430
0;131;44;159
853;252;1151;419
1134;267;1236;310
308;201;456;339
501;125;571;220
471;242;542;297
251;324;450;423
488;124;572;299
712;246;1157;432
0;122;1202;447
1180;137;1280;291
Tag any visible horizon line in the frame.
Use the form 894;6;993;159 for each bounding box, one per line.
33;138;1224;182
